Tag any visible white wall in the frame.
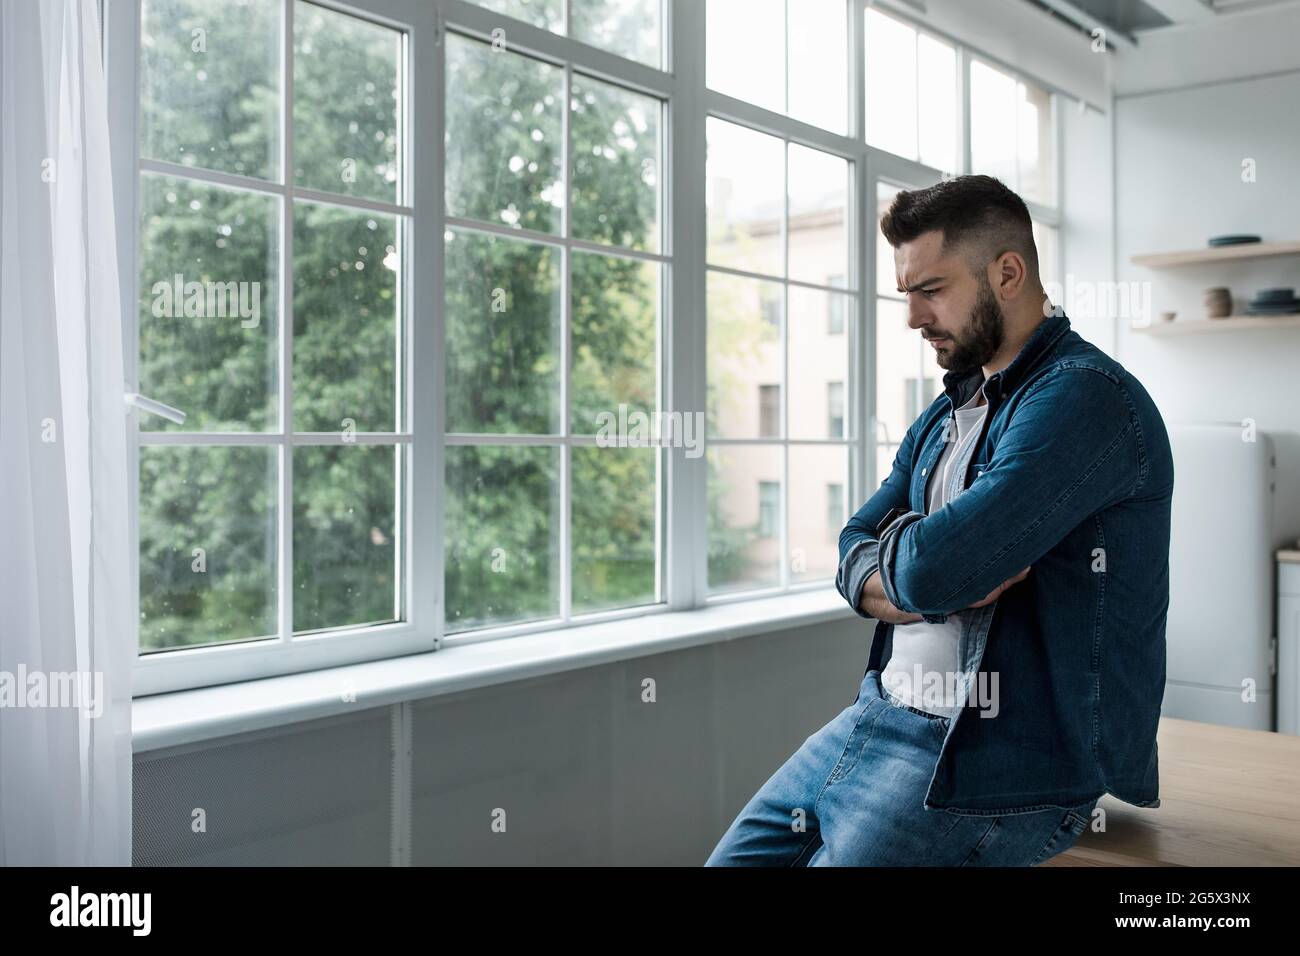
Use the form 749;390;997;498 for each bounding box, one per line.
1060;95;1116;356
1113;39;1300;549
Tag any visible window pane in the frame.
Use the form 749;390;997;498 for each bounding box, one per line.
865;8;916;160
467;0;564;32
1034;221;1058;292
139;445;277;651
446;35;564;234
293;203;400;433
572;446;657;613
706;118;784;277
789;445;847;584
706;0;784;114
572;0;661;68
138;174;278;432
571;252;658;435
140;0;280;179
1018;80;1056;205
570;75;661;253
789;286;850;440
788;144;849;287
708;444;782;593
707;271;782;439
917;33;957;173
293;444;400;633
787;0;848;133
444;229;561;434
970;59;1019;189
445;445;560;631
293;1;401;204
876;183;904;300
874;296;918;449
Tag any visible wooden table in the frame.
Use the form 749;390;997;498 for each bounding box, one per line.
1043;716;1300;866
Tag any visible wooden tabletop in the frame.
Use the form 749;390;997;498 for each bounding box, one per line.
1045;716;1300;866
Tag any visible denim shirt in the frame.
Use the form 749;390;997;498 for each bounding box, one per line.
836;309;1173;815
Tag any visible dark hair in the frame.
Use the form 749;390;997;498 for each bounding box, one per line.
879;174;1039;281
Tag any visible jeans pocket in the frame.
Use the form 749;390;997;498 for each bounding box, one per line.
1029;805;1094;866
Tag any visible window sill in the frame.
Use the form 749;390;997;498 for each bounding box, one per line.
132;587;858;753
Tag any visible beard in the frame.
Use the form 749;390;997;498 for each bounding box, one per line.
929;275;1005;374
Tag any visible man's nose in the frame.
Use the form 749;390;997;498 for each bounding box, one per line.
906;296;932;331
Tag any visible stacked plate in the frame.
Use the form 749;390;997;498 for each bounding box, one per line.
1207;234;1262;247
1246;287;1300;315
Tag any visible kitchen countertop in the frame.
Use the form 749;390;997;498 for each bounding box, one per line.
1045;716;1300;866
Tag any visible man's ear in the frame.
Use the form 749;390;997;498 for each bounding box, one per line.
990;250;1027;301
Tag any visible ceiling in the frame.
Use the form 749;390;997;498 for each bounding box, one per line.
1024;0;1300;47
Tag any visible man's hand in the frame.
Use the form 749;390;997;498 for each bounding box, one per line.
858;569;923;625
967;566;1031;608
860;565;1031;623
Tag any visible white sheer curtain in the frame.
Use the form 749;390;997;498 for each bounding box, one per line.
0;0;132;865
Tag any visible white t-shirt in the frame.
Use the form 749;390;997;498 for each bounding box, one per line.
878;380;989;718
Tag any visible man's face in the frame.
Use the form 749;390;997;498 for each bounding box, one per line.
894;229;1004;375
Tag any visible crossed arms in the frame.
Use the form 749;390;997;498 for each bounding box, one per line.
835;367;1142;623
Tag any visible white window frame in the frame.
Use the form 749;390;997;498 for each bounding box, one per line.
105;0;1072;698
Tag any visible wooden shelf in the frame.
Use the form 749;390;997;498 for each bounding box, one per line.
1130;240;1300;268
1132;314;1300;335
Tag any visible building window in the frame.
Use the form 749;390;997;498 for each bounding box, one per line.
827;482;845;534
827;381;845;439
758;384;781;438
827;274;846;334
758;481;780;538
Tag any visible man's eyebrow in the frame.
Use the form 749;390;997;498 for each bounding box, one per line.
898;276;945;294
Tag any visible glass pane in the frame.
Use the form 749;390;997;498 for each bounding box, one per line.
789;445;848;584
875;296;919;450
444;228;561;434
445;444;560;631
446;35;564;234
139;445;277;651
1034;221;1059;293
570;75;661;253
467;0;564;32
865;8;916;161
970;59;1018;189
875;442;899;498
292;202;400;433
705;0;784;114
572;0;662;68
1018;79;1056;205
876;182;903;300
140;0;280;179
788;0;848;133
707;271;782;439
789;286;851;440
788;144;849;287
917;33;957;173
706;118;784;277
138;173;278;432
293;444;400;633
571;252;659;435
293;1;401;204
572;446;657;613
708;444;782;593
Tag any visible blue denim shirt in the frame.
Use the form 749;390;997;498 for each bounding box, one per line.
836;309;1173;815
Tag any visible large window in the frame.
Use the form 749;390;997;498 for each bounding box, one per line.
706;0;850;134
442;30;666;631
114;0;1071;693
864;6;957;174
135;0;407;653
704;116;855;595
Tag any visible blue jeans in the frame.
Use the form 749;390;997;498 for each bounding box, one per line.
705;669;1099;866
